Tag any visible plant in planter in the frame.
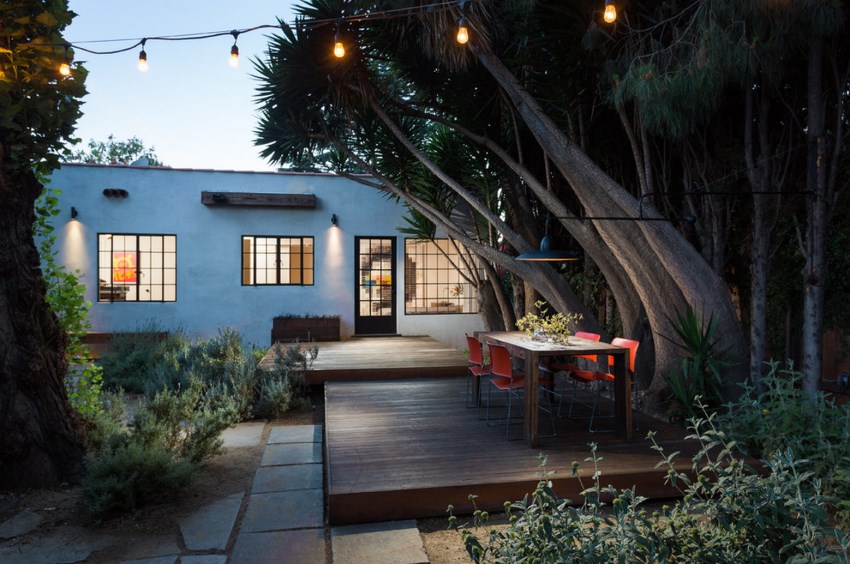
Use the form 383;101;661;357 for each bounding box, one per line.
271;314;341;343
516;301;582;345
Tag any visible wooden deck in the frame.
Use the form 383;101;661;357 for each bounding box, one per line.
260;336;468;384
326;377;697;525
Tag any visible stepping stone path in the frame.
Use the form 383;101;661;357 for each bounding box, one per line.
0;422;430;563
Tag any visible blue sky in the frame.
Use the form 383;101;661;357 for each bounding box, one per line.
66;1;299;171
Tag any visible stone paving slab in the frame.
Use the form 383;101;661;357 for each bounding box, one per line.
331;520;429;564
261;442;321;467
0;509;43;540
179;555;227;564
0;525;114;564
268;424;321;444
179;492;244;551
221;422;266;448
252;463;322;494
121;556;177;564
241;489;323;533
230;529;326;564
118;534;180;560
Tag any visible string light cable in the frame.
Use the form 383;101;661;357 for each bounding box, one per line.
12;0;620;75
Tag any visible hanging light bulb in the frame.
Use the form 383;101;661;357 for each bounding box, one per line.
456;17;469;45
333;27;345;58
603;0;617;23
58;45;71;77
137;39;148;72
229;30;240;68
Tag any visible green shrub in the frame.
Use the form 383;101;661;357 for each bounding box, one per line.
718;361;850;515
97;326;312;422
81;379;240;518
97;322;188;393
66;363;105;419
83;390;129;455
131;378;240;464
453;411;850;562
83;442;194;518
35;186;104;417
254;376;295;420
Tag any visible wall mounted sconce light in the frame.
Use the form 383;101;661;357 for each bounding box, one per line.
331;213;338;226
103;188;129;198
71;206;79;219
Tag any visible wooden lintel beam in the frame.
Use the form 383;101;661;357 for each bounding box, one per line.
201;191;316;208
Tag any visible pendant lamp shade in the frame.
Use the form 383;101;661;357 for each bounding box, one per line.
516;218;580;261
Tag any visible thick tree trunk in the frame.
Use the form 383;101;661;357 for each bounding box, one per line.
745;86;779;391
750;212;771;389
475;276;506;331
801;138;828;396
0;170;85;488
475;49;749;396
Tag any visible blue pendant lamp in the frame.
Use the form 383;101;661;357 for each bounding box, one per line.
516;217;580;262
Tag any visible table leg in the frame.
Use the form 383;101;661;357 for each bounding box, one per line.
613;350;632;440
524;351;540;447
471;371;480;407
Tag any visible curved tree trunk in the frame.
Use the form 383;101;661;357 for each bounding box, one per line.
0;169;85;488
475;48;748;395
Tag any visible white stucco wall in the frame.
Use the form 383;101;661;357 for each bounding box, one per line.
48;164;484;350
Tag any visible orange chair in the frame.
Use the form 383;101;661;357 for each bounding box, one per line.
465;334;491;410
486;343;555;440
538;331;601;416
567;337;640;432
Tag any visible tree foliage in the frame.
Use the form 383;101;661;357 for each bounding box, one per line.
0;1;86;177
66;134;163;166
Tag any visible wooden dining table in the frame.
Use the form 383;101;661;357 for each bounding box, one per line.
481;331;632;447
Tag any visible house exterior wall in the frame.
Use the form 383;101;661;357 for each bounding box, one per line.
48;164;484;350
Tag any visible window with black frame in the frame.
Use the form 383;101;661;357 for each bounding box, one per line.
241;235;314;286
404;238;479;314
97;233;176;302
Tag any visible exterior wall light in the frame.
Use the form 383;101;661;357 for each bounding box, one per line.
103;188;129;198
71;206;79;219
331;213;338;226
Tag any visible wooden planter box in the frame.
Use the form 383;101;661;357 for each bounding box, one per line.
272;316;340;344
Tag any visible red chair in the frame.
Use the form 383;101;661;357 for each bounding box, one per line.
464;334;491;411
538;331;601;416
567;337;640;432
486;343;555;440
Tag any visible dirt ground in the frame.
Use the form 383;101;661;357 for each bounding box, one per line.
0;390;479;563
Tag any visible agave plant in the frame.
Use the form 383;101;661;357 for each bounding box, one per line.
661;305;732;421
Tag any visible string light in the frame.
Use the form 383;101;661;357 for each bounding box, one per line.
456;17;469;45
58;44;71;76
229;30;240;67
333;26;345;58
137;38;148;72
603;0;617;23
55;2;466;69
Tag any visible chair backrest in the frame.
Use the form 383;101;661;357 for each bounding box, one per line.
466;334;484;366
609;337;640;373
574;331;602;362
575;331;601;342
488;343;515;379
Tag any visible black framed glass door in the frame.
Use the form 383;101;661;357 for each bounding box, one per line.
355;237;396;335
